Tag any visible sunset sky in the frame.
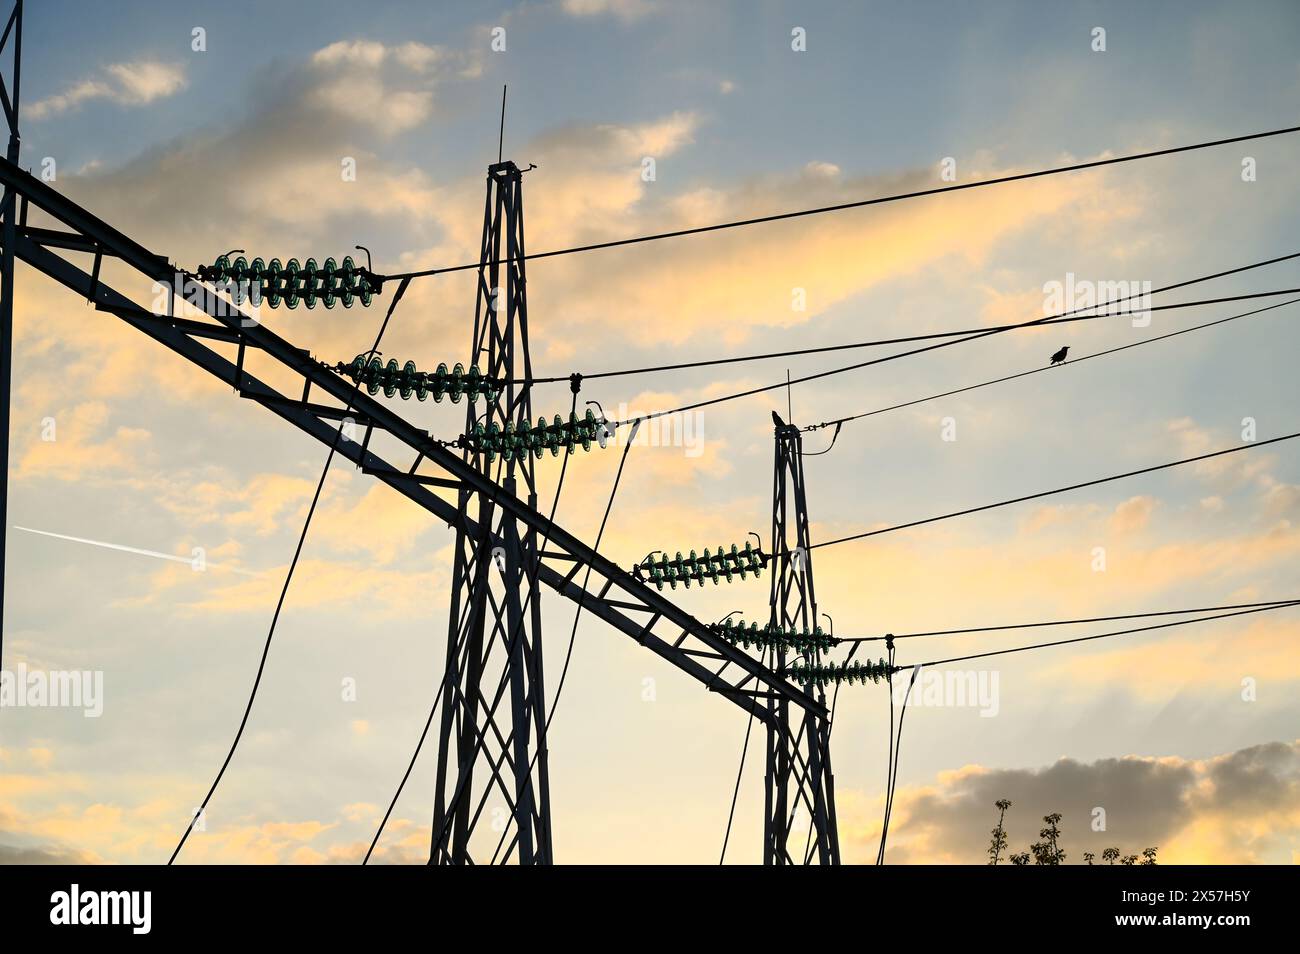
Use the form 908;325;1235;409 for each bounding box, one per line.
3;0;1300;864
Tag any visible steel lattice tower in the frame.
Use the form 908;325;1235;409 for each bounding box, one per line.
0;0;22;654
763;411;839;864
431;161;552;864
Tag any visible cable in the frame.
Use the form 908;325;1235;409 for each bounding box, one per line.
170;277;411;865
878;648;919;865
524;285;1300;387
878;671;916;865
541;423;636;729
806;296;1300;431
363;682;445;865
878;643;896;865
837;597;1300;643
605;252;1300;429
809;430;1300;551
718;708;756;864
381;125;1300;281
366;394;581;865
895;600;1300;671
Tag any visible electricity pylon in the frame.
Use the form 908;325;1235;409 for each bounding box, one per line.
0;0;23;655
764;411;839;864
431;161;552;864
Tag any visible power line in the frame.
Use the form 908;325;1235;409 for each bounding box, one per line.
895;600;1300;671
835;597;1300;643
805;296;1300;432
605;251;1300;429
170;277;411;865
380;125;1300;282
525;285;1300;387
878;645;918;865
718;708;756;864
809;430;1300;551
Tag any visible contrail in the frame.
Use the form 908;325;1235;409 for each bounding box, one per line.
14;526;261;576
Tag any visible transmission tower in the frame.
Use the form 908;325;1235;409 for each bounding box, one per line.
0;0;22;655
763;411;839;864
431;161;552;864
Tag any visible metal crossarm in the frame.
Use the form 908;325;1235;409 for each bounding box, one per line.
0;156;825;728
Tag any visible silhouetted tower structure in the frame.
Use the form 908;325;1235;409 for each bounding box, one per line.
763;411;839;864
0;0;23;658
432;161;552;864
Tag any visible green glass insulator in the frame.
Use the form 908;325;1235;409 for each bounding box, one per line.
501;421;516;461
580;409;596;452
449;363;465;405
546;415;561;456
432;363;448;403
340;255;356;308
264;258;283;307
321;258;337;309
302;258;318;309
364;357;383;394
248;258;266;303
529;417;544;458
283;258;301;309
399;360;417;400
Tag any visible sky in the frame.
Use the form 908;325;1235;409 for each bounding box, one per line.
3;0;1300;864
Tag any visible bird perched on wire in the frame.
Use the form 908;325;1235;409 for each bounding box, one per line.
1050;346;1069;366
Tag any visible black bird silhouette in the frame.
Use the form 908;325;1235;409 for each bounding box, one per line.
1050;346;1069;366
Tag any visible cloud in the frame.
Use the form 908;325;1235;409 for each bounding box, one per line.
1109;494;1157;535
306;40;452;133
561;0;660;21
28;60;187;120
15;401;152;482
1046;612;1300;690
845;740;1300;864
0;840;99;864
